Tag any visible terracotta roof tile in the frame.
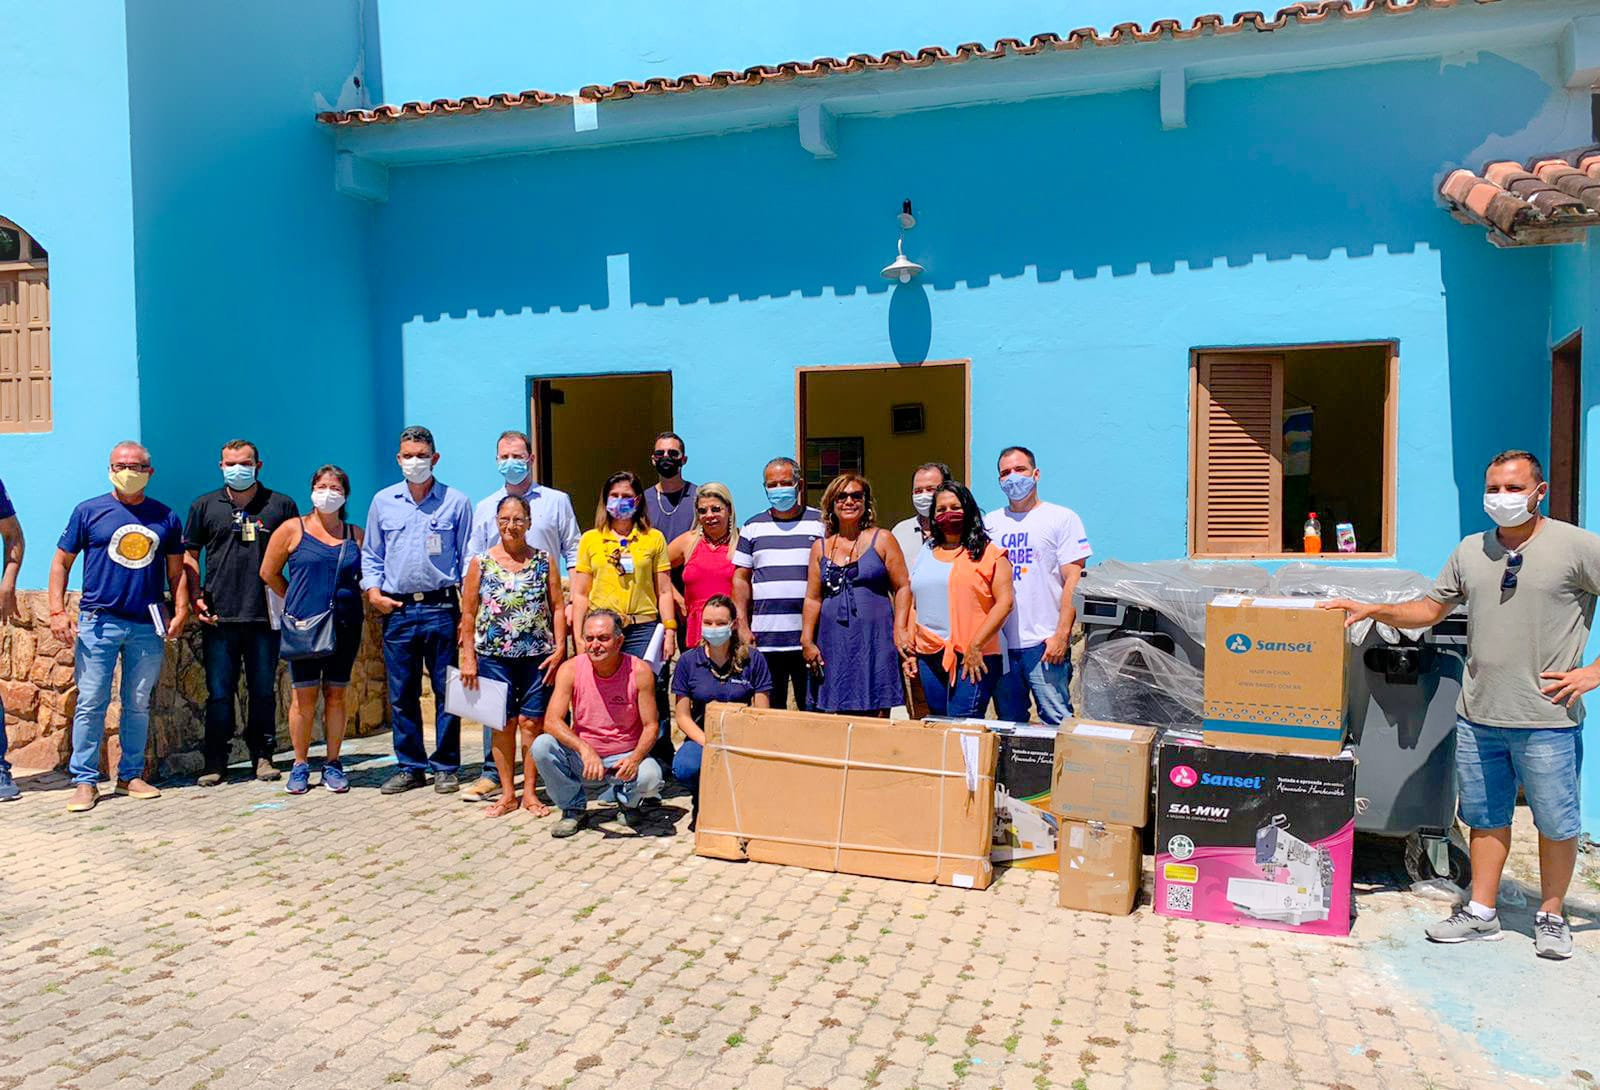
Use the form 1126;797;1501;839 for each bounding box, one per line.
317;0;1498;127
1442;147;1600;247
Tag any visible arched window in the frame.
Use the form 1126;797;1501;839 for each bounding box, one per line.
0;217;50;432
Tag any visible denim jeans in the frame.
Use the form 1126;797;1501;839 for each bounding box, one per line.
992;644;1073;725
1455;718;1584;841
70;612;167;785
621;621;673;785
917;652;1003;718
0;694;9;775
201;622;281;773
381;604;461;774
530;733;662;817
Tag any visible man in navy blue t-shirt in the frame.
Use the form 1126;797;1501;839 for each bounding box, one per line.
48;441;188;814
0;477;24;801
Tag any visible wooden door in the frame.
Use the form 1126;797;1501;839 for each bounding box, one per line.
0;270;49;431
1551;332;1581;523
1193;354;1284;555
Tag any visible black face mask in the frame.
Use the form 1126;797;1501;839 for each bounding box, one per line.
653;454;682;478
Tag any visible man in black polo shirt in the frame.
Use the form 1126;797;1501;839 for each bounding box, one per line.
184;440;298;785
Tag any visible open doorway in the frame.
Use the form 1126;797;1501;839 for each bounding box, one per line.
1551;332;1581;523
529;372;673;518
796;361;969;528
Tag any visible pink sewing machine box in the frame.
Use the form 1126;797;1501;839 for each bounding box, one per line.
1154;739;1356;937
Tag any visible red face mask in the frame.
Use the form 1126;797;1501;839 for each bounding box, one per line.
933;510;965;535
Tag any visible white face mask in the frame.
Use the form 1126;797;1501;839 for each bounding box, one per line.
400;456;434;485
1483;489;1539;528
311;488;344;514
912;491;935;517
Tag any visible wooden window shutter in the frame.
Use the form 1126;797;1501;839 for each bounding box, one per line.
0;268;50;432
1194;353;1283;554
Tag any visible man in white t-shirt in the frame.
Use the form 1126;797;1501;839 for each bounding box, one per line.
983;445;1091;724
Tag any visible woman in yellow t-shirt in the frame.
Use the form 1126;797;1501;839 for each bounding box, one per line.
571;470;677;660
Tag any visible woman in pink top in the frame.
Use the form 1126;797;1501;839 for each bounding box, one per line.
668;482;738;647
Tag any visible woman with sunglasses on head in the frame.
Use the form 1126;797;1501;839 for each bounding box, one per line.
800;473;912;716
667;482;739;650
571;471;678;780
259;465;365;795
670;595;770;829
904;481;1014;717
458;493;567;818
571;471;677;661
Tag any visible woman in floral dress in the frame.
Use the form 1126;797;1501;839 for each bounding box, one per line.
458;494;567;818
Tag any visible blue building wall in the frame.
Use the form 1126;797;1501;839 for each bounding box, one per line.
0;2;143;586
123;0;385;528
374;50;1564;570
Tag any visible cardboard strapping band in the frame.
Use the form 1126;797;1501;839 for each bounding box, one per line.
704;742;995;782
692;827;992;865
832;722;855;871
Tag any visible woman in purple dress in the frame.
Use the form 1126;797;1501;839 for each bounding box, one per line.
800;473;912;715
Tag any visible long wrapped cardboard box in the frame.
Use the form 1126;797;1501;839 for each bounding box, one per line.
695;704;998;890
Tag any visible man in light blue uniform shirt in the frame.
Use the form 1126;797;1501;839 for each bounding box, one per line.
460;428;581;802
361;425;474;795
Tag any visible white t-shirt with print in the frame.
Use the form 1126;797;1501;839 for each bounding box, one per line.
984;500;1092;649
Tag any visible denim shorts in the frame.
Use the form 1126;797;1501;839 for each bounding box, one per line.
477;654;551;723
1454;718;1584;840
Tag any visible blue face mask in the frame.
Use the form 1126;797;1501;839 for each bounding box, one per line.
999;472;1037;502
497;458;530;485
222;464;257;491
765;485;799;511
606;496;638;519
702;624;733;647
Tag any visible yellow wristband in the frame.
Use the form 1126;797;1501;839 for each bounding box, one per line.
661;620;678;630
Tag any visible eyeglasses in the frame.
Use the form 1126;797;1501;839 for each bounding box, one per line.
836;490;866;502
111;462;150;471
497;517;529;527
1502;549;1522;591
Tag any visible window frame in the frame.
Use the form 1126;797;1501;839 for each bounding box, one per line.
0;216;48;271
1187;340;1398;560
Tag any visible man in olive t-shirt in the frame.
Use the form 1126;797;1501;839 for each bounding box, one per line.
1326;450;1592;961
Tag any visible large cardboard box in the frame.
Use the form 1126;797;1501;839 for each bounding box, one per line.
991;724;1059;871
695;704;997;890
1154;741;1356;936
1050;720;1157;827
1058;821;1143;915
1202;597;1349;757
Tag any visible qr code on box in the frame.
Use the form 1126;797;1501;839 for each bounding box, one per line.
1165;884;1194;913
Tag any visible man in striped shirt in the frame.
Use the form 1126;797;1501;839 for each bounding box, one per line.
732;457;823;711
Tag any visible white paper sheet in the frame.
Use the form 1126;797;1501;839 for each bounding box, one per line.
642;623;667;672
444;666;508;730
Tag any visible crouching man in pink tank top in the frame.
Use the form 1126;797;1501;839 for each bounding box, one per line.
533;608;663;838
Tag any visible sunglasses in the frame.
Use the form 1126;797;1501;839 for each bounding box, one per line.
1502;549;1522;591
836;490;866;502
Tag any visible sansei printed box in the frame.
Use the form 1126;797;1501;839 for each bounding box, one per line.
1154;741;1356;936
1202;596;1349;757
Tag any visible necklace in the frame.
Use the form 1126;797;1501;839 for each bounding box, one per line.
656;484;687;515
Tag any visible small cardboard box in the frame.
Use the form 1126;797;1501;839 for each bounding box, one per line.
1058;821;1143;915
991;724;1059;871
695;704;998;890
1203;596;1349;757
1153;740;1356;936
1051;720;1157;827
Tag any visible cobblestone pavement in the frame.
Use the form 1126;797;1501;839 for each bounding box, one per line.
3;734;1597;1090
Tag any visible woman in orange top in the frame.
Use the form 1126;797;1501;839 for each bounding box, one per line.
903;481;1014;717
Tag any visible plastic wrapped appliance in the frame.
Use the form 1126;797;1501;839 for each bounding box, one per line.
1076;560;1469;884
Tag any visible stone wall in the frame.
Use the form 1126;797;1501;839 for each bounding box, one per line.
0;591;389;776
